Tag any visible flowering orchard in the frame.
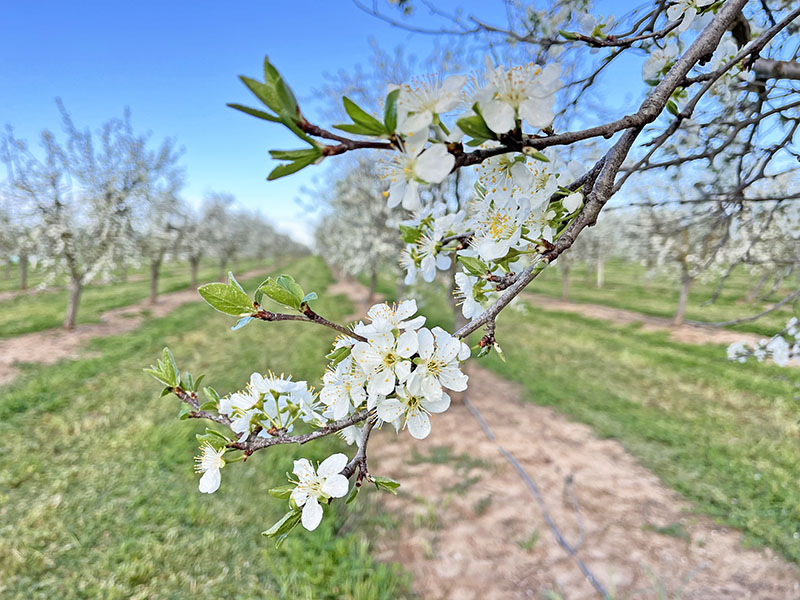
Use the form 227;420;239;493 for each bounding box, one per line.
145;0;800;542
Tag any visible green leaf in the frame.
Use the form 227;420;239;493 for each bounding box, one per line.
325;345;352;365
267;152;319;181
332;122;386;136
345;485;359;504
198;282;254;316
384;88;400;132
276;274;304;301
258;277;302;310
162;348;179;386
263;508;302;538
666;99;679;117
239;75;282;115
264;58;299;117
523;148;550;162
226;103;280;122
159;386;173;397
457;114;495;142
372;475;401;494
559;29;578;40
143;367;170;387
301;291;318;303
199;400;217;411
399;224;422;244
269;148;321;162
203;386;221;405
178;403;193;420
342;97;386;135
458;256;487;277
268;485;295;500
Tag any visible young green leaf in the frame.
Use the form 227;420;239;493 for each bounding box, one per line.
258;277;302;309
372;475;401;494
342;97;386;134
268;485;295;500
198;282;254;316
384;88;400;132
227;103;280;122
458;256;487;277
267;153;319;181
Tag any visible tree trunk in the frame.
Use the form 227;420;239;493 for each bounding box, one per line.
64;277;83;329
5;259;11;280
561;265;571;301
744;271;770;303
596;258;605;288
673;275;693;326
149;259;161;304
367;265;378;304
190;256;200;288
120;263;128;283
19;253;28;291
218;259;227;282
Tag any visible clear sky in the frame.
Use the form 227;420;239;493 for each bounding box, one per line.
1;0;635;244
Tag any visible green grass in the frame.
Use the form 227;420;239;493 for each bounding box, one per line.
0;256;411;599
362;265;800;563
0;258;267;338
484;304;800;563
533;258;797;337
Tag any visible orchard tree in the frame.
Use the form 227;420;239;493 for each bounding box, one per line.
144;1;800;578
314;157;403;302
137;188;186;304
2;103;182;328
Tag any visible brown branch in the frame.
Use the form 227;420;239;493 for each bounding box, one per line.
253;305;368;342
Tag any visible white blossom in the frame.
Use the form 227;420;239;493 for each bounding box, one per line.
195;442;225;494
414;326;470;399
396;74;467;135
385;130;455;211
377;375;451;439
291;454;350;531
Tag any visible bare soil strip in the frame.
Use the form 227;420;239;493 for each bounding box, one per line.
0;267;273;385
525;293;767;347
329;275;800;600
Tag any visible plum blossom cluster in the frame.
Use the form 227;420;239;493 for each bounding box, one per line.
727;318;800;368
150;297;469;535
323;299;469;440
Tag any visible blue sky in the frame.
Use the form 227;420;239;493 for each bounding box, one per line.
1;1;636;244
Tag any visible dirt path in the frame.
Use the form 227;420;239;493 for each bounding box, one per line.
329;276;800;600
525;293;768;347
0;267;273;385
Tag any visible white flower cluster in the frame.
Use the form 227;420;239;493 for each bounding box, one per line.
666;0;714;32
383;58;562;212
219;372;322;443
323;299;469;440
727;318;800;368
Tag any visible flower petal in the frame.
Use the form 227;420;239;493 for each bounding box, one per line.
407;410;431;439
322;474;349;498
318;453;348;477
416;143;455;184
198;469;220;494
302;496;323;531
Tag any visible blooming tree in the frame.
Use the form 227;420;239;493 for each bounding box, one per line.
144;0;800;544
1;103;182;327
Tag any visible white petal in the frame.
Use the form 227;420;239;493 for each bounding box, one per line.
404;128;428;158
423;391;451;414
377;397;405;423
291;487;309;507
398;315;426;330
415;143;454;184
368;369;396;396
301;496;323;531
293;458;314;480
318;453;348;477
438;366;469;392
400;110;433;136
198;469;220;494
482;100;515;134
402;180;421;211
396;329;419;358
407;410;431;439
395;299;417;321
417;328;434;359
387;179;406;208
395;359;412;382
322;474;349;498
519;97;554;130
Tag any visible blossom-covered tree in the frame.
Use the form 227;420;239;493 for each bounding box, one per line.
2;103;182;327
143;0;800;559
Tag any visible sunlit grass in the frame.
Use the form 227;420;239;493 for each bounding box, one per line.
0;256;411;599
